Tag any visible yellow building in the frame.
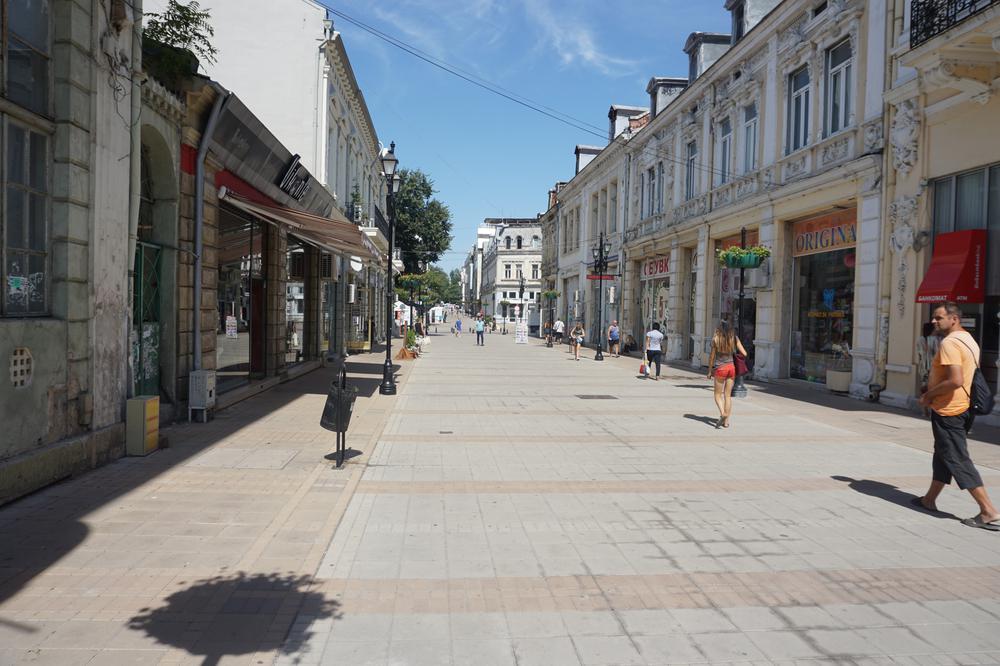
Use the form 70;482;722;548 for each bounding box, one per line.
882;0;1000;422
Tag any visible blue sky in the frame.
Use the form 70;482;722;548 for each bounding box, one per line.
323;1;730;273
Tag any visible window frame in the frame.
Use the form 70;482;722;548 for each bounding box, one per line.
787;66;810;154
504;263;511;279
743;103;758;173
646;167;656;218
825;39;852;136
718;118;732;185
685;141;698;200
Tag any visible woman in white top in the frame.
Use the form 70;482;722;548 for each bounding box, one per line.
644;322;665;380
706;319;747;428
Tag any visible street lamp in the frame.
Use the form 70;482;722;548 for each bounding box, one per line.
518;275;526;330
591;231;612;361
733;226;749;398
379;142;399;396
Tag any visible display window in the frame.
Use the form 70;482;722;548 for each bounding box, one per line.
789;210;857;384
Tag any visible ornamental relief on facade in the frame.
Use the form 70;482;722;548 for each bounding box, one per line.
862;120;883;152
888;195;921;317
890;99;920;176
820;135;851;166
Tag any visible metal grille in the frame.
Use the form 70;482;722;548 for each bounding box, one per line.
10;348;32;388
910;0;999;47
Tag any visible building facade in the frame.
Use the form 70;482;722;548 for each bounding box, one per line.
1;0;142;502
183;0;393;354
881;0;1000;423
479;220;543;330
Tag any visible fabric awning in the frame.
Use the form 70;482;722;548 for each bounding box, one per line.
915;229;986;304
220;189;384;264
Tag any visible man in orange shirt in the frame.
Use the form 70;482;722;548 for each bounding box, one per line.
916;302;999;530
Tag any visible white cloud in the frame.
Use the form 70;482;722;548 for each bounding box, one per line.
519;0;638;76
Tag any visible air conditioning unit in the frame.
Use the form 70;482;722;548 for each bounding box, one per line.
188;370;216;422
347;283;357;303
353;205;363;222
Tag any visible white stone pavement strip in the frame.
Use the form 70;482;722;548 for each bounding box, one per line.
298;333;1000;666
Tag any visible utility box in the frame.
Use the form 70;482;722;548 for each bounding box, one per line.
126;396;160;456
189;370;216;422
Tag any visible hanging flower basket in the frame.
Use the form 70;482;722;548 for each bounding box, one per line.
716;245;771;269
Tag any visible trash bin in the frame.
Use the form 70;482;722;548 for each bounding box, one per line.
320;383;358;433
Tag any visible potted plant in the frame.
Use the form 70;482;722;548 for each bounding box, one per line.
716;245;771;269
541;289;561;301
826;340;852;393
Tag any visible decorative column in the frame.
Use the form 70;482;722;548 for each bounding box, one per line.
690;226;710;368
665;239;685;360
751;219;780;380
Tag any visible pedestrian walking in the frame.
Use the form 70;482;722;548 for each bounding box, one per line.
644;322;664;380
915;302;999;531
607;320;621;358
455;318;462;338
706;319;747;428
570;322;585;361
553;318;565;345
475;316;486;346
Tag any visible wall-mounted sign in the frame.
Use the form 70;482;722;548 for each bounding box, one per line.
278;154;311;201
792;210;857;257
640;256;670;280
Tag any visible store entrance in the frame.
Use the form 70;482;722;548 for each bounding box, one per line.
217;205;267;393
790;248;855;384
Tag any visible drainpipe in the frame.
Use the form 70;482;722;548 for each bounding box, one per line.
193;87;231;371
126;0;144;400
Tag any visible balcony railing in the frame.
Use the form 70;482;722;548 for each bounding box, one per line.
910;0;999;47
368;206;391;239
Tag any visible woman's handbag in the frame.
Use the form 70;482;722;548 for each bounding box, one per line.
734;352;749;377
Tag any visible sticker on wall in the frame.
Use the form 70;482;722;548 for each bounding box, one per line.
10;347;32;389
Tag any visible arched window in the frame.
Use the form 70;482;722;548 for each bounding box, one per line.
516;236;523;249
505;237;511;249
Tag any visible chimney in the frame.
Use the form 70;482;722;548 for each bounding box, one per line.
607;105;649;142
683;32;731;81
646;77;688;118
574;146;602;174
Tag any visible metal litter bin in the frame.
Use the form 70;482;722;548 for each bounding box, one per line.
319;366;357;466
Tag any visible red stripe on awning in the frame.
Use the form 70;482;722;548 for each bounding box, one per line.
915;229;986;304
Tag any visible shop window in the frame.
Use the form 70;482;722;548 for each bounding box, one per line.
3;120;49;315
791;247;855;384
787;66;810;153
825;40;852;135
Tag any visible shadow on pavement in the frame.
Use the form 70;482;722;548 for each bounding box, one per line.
129;572;341;666
832;475;957;520
683;414;719;427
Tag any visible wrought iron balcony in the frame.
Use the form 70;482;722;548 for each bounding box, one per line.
368;206;391;239
910;0;1000;47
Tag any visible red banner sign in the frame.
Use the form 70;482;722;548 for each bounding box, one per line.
640;256;670;281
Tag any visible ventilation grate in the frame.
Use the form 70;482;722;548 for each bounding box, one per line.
10;347;32;388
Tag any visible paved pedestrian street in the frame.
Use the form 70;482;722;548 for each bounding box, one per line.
3;336;1000;665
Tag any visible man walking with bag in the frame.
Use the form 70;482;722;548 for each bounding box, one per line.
915;302;999;531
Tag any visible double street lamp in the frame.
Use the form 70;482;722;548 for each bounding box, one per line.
518;274;526;327
379;142;400;396
591;231;612;362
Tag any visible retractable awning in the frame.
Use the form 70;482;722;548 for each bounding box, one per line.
220;189;383;264
915;229;986;304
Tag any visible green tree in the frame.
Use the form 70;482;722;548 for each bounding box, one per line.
393;169;453;273
143;0;218;65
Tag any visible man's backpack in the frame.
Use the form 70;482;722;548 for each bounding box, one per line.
956;338;996;416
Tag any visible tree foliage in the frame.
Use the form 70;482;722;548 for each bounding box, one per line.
393;169;453;273
395;266;460;306
143;0;218;65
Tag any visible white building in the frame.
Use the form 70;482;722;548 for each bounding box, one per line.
461;224;497;314
160;0;396;353
479;219;544;331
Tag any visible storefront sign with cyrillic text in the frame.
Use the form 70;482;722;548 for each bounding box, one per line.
640;256;670;280
792;210;857;257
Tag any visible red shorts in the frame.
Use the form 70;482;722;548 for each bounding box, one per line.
714;363;736;379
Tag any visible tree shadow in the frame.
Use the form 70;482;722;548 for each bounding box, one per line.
831;475;957;520
128;572;341;666
683;414;719;427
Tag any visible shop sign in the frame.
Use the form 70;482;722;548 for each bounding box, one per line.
641;256;670;280
225;315;238;338
278;154;311;201
718;230;759;251
792;211;857;257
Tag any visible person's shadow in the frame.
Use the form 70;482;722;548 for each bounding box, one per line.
832;476;956;520
684;414;719;427
128;572;341;665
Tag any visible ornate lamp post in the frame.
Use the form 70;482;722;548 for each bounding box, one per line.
591;231;612;361
379;143;399;396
